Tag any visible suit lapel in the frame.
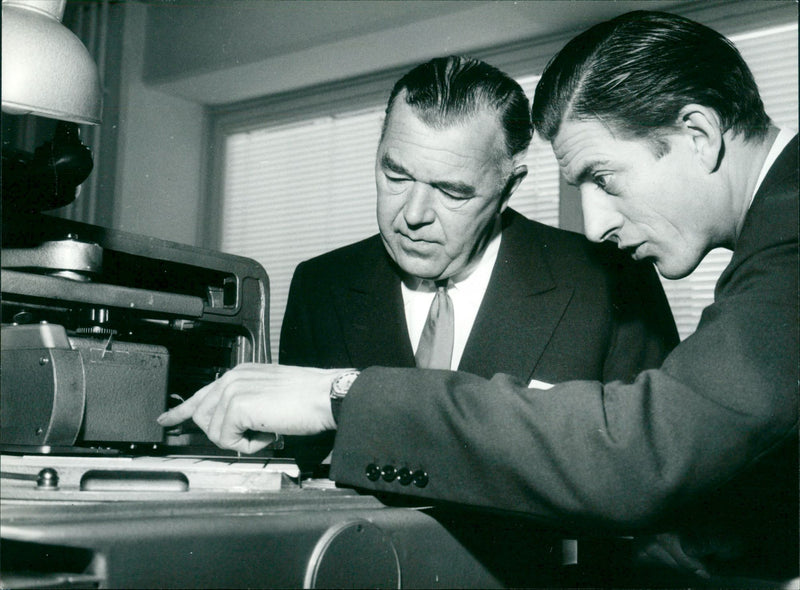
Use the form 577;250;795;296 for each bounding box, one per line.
332;247;416;368
459;212;573;382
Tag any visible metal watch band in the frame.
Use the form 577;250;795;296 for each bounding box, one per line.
330;370;360;425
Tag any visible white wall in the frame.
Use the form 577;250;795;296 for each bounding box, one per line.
113;3;204;246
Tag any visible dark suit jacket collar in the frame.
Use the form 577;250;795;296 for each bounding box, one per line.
752;134;798;206
459;209;572;381
493;208;558;296
738;134;797;247
721;135;798;290
333;239;416;368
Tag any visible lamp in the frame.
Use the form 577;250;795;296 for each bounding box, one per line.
2;0;102;124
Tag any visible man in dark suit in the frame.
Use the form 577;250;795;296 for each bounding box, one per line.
279;56;677;467
159;11;798;585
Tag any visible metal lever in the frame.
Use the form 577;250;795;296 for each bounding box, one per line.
2;235;102;277
0;468;60;489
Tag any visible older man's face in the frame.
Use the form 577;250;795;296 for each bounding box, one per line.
375;100;517;281
552;118;724;279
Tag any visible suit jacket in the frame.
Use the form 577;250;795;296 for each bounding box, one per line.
330;138;799;579
280;208;678;385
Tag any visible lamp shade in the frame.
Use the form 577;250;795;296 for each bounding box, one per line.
2;0;102;124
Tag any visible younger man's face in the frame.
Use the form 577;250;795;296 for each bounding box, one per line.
552;118;722;279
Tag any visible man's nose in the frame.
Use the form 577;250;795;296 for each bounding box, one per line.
581;187;623;243
403;182;436;226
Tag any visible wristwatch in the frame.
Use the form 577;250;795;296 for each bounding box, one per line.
330;370;360;424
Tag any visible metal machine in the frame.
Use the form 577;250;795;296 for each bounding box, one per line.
1;212;269;452
0;214;592;589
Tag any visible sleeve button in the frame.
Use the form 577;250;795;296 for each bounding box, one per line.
365;463;381;481
412;469;429;488
397;467;413;485
381;465;397;482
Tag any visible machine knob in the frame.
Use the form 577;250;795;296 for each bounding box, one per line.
36;468;59;490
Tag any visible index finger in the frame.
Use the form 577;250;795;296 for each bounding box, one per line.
156;382;212;426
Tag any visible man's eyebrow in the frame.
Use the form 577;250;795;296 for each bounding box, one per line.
432;179;475;197
380;153;475;196
380;154;411;176
564;160;609;186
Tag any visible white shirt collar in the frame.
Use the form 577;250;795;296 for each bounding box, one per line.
401;224;503;370
750;127;795;209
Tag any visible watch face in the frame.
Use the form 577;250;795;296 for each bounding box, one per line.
332;371;359;399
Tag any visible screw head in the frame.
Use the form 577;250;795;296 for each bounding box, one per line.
36;468;59;489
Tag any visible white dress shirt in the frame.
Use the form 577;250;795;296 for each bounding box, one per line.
750;127;795;209
402;230;502;371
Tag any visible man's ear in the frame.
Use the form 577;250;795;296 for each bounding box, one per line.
676;105;725;173
500;164;528;212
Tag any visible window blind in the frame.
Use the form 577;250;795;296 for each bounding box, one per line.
222;108;384;360
512;75;561;228
657;22;798;339
221;77;560;361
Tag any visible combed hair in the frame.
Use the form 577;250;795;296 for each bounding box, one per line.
383;56;533;158
531;11;771;152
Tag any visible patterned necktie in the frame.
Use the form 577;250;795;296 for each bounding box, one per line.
415;280;454;369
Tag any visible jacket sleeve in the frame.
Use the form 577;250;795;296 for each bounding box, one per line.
330;233;798;532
